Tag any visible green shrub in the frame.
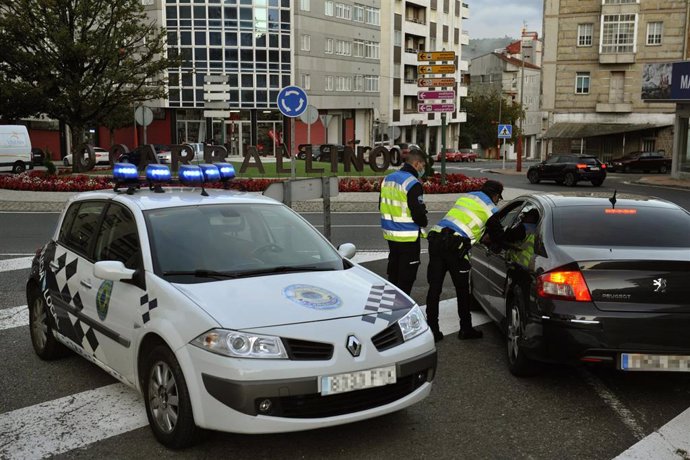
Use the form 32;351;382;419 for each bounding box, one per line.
43;159;57;175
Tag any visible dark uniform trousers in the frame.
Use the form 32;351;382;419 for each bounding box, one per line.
387;238;421;295
425;230;472;332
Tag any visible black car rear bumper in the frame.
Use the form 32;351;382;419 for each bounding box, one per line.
574;171;606;181
523;300;690;367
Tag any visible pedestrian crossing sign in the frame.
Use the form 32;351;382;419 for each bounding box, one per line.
498;124;512;139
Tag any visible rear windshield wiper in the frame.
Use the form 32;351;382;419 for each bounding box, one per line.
162;269;240;279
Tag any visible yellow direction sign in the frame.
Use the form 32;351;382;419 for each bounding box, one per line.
417;51;456;61
417;64;456;75
417;77;456;87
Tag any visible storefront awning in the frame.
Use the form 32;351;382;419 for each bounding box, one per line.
542;122;672;139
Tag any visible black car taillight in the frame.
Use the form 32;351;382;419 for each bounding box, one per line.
537;270;592;302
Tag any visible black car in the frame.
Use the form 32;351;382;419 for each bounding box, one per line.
608;151;672;173
527;154;606;187
31;148;45;166
470;192;690;376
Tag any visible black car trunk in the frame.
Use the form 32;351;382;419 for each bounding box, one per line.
569;249;690;313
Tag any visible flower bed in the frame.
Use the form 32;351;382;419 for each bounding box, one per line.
0;171;487;194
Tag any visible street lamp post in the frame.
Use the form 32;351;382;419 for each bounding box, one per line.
517;28;526;173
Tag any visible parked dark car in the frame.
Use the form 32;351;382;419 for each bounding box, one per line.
31;148;45;166
608;151;671;173
527;154;606;187
297;144;346;162
470;192;690;376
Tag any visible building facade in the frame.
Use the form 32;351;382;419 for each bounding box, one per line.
469;49;542;159
541;0;689;162
379;0;469;156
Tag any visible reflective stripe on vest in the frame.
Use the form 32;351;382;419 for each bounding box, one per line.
429;191;496;244
380;170;421;242
508;232;536;266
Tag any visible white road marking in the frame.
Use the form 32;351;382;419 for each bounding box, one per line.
615;407;690;459
0;253;34;257
578;368;647;441
0;257;32;273
0;306;28;331
0;383;146;460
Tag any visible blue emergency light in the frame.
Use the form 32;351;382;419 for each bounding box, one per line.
215;163;235;181
178;165;204;184
145;164;171;193
199;164;220;182
113;163;139;182
113;163;140;194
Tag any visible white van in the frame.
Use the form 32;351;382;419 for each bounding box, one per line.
0;125;33;173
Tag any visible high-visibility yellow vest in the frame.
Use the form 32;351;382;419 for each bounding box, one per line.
380;170;422;242
508;232;536;267
429;191;497;244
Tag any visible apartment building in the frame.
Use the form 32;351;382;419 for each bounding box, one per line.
380;0;470;156
541;0;689;162
469;32;543;159
293;0;381;148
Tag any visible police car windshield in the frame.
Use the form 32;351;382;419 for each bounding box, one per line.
145;203;345;282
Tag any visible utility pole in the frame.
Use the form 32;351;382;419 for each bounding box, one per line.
498;90;503;168
517;25;526;173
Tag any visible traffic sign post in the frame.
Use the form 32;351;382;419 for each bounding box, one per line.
277;86;309;183
134;106;153;145
498;124;512;170
417;51;457;185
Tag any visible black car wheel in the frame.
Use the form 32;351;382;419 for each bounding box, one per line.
143;345;198;449
563;172;577;187
659;165;668;174
591;179;604;187
506;285;538;377
527;170;540;184
12;162;26;174
28;287;68;360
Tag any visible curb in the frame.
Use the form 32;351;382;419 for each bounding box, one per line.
632;178;690;190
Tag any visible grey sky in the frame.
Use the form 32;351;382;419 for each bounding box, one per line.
464;0;543;39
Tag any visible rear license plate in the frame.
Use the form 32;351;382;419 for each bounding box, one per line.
589;167;599;170
621;353;690;372
320;365;396;395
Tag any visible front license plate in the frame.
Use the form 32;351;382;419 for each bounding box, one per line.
621;353;690;372
320;365;397;395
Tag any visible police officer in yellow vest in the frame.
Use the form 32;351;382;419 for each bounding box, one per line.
507;208;539;268
425;180;505;342
379;149;428;295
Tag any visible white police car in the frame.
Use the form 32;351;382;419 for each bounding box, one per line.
26;163;436;448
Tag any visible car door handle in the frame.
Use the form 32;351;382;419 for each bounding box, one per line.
80;279;92;289
49;261;59;271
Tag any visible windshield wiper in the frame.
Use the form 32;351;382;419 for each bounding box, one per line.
235;266;336;278
162;269;240;279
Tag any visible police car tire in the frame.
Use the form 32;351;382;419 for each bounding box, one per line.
28;287;68;360
143;345;198;449
506;285;539;377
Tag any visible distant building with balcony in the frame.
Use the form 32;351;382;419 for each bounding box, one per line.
379;0;469;156
541;0;689;162
469;50;542;159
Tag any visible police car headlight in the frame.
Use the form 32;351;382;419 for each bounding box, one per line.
191;329;288;359
397;305;428;341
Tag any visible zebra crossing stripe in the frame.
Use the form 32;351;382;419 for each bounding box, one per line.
0;306;28;331
0;383;147;459
0;257;32;273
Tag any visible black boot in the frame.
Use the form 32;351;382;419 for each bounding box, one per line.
458;328;483;340
432;329;444;342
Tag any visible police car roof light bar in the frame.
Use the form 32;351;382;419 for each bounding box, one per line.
145;164;172;193
214;162;236;189
199;164;221;196
113;163;140;194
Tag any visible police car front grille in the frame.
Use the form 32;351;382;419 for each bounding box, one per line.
371;324;404;351
283;338;334;360
257;374;424;418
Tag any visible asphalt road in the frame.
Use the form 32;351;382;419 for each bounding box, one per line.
2;200;690;458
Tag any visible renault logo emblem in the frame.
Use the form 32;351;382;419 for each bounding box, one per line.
346;335;362;357
653;278;667;293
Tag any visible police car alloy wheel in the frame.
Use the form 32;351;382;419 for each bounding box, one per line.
28;287;67;360
506;285;537;377
143;345;198;448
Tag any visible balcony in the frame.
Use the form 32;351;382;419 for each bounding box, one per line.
458;60;469;72
599;52;636;64
460;31;470;46
461;2;469;19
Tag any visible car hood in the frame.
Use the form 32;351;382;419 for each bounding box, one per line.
171;265;416;329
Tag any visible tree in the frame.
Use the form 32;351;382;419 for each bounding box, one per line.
463;90;524;153
101;104;135;147
0;0;177;170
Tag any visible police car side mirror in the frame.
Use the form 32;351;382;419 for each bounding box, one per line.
338;243;357;259
94;261;136;281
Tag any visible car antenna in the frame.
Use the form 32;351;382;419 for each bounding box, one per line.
609;189;617;209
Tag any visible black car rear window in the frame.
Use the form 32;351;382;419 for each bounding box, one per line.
553;206;690;247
